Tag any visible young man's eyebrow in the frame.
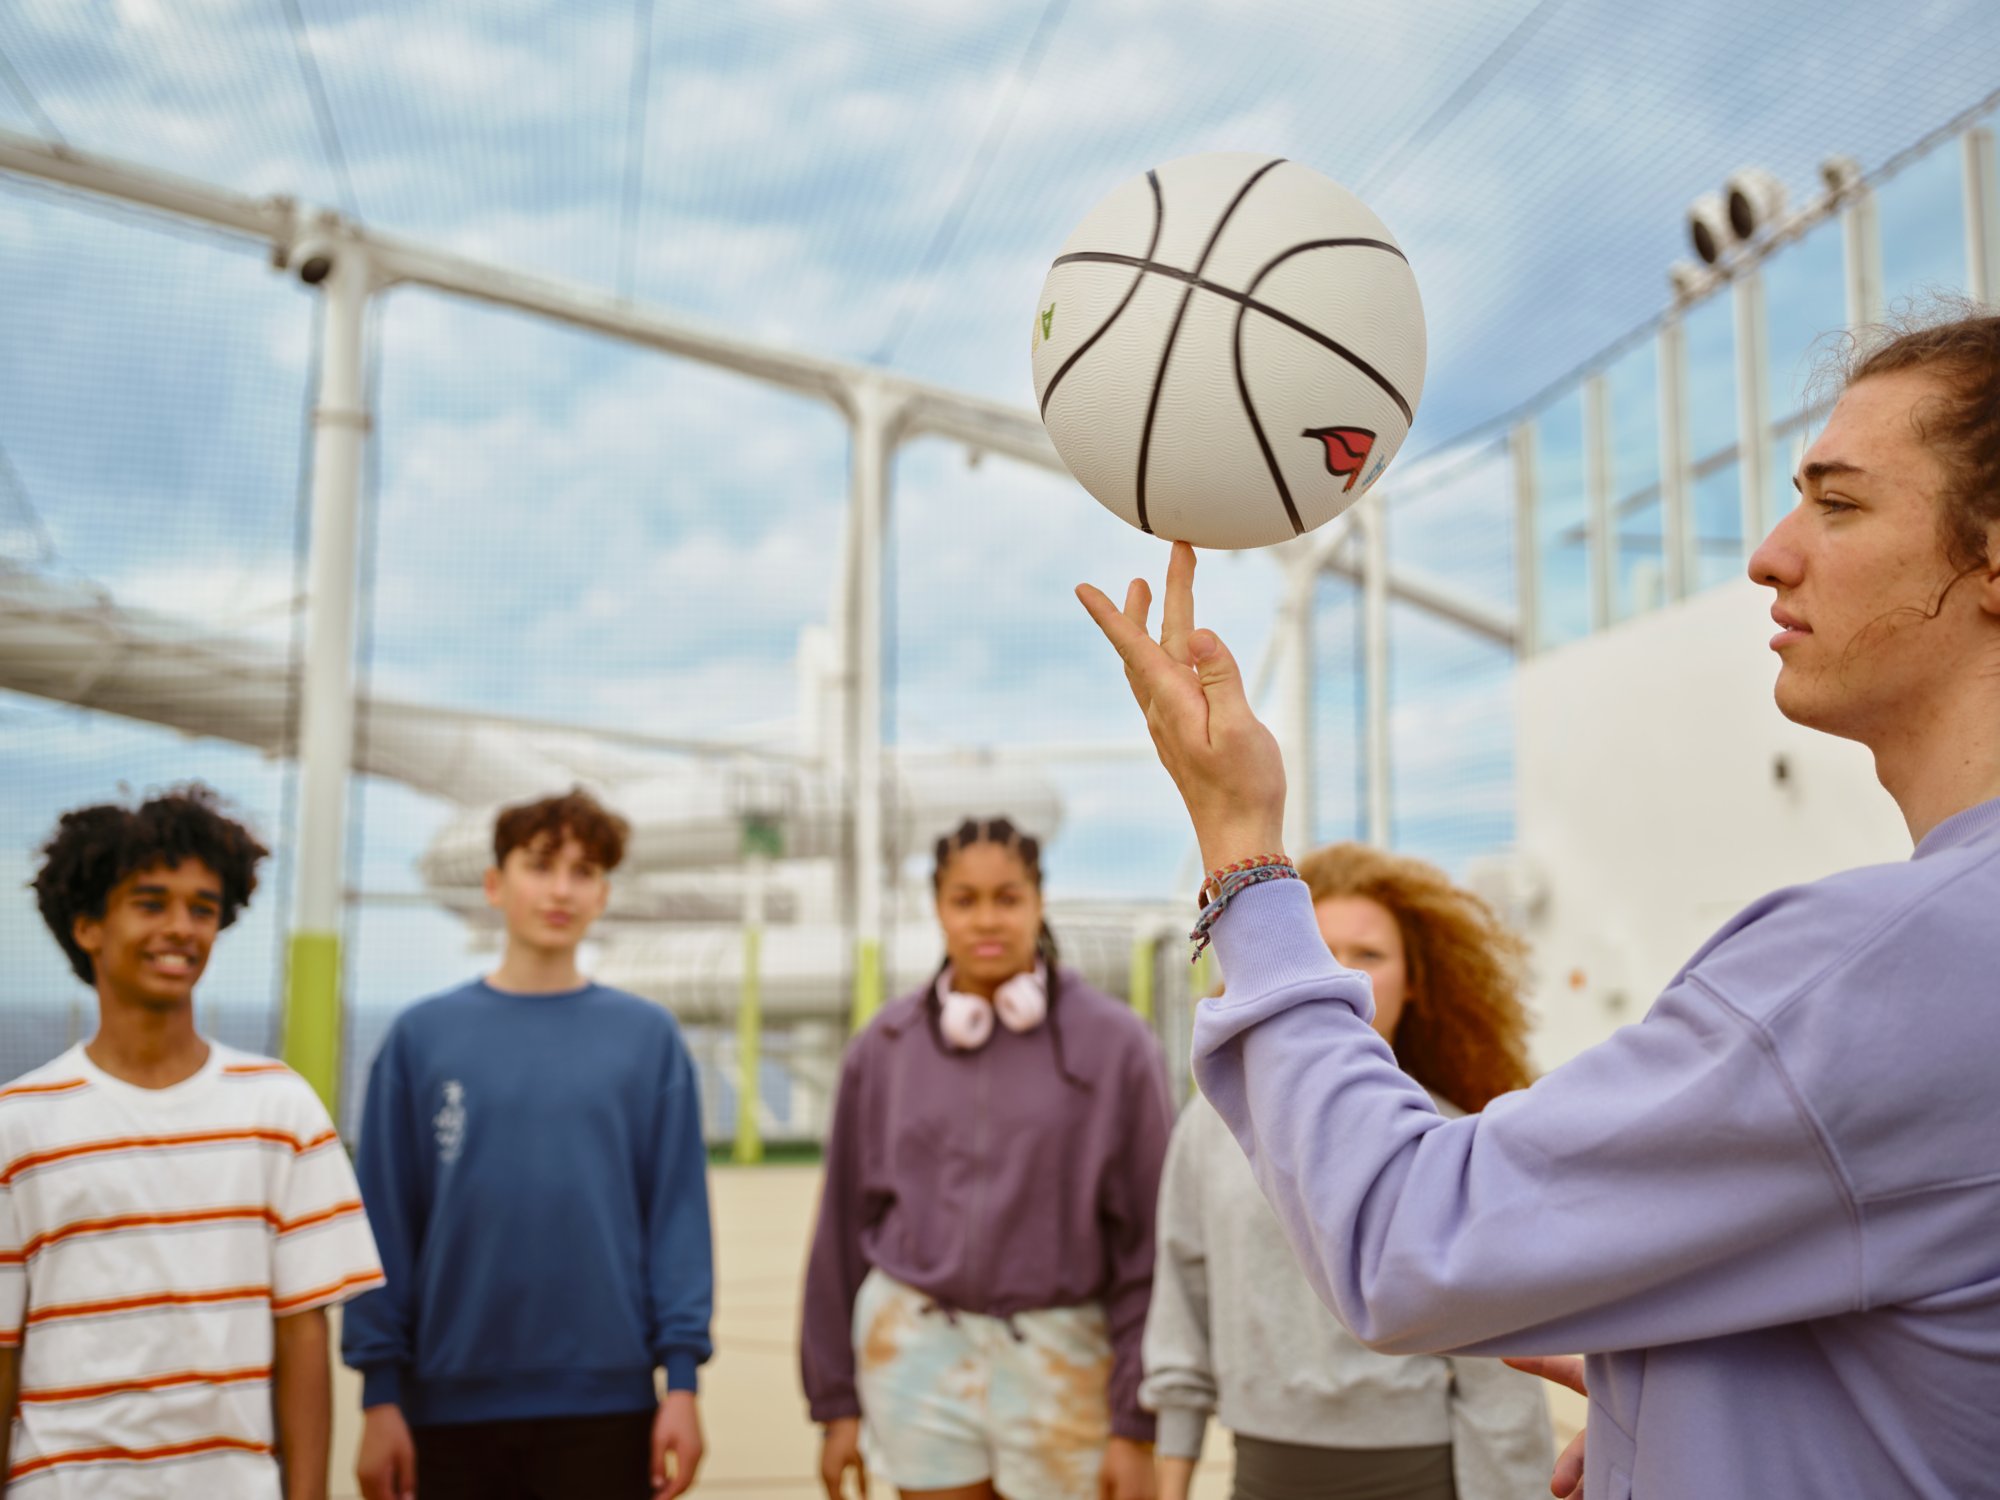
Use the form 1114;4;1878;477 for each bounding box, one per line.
129;881;222;901
1793;458;1869;492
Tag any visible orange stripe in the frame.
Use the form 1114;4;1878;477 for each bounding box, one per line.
20;1365;271;1404
0;1329;18;1347
0;1079;88;1102
21;1205;277;1259
221;1063;289;1076
276;1199;364;1236
2;1128;321;1184
27;1285;269;1326
8;1433;271;1480
0;1251;22;1268
272;1269;385;1313
298;1128;340;1154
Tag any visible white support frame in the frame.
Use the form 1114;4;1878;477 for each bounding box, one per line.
1731;265;1772;550
1841;182;1885;331
1965;127;2000;307
1511;422;1540;659
1582;372;1615;631
1656;315;1693;601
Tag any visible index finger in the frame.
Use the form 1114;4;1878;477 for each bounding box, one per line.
1076;582;1178;689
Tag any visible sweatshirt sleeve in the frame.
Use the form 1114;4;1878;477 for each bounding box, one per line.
646;1026;715;1391
340;1022;427;1409
1193;878;1861;1359
1099;1031;1173;1443
799;1040;873;1424
1443;1353;1555;1500
1139;1104;1216;1463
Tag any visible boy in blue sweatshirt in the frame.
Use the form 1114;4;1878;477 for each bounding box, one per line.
342;788;713;1500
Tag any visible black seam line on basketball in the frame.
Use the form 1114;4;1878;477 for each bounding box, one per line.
1134;157;1286;535
1038;171;1163;422
1059;248;1415;427
1232;294;1305;537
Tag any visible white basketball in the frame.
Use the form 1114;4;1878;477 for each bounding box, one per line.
1031;152;1426;550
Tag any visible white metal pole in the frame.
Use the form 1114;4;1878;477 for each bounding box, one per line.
286;238;373;1116
846;379;900;1033
1964;127;2000;307
1583;372;1615;632
1657;316;1693;601
1360;493;1392;848
1510;423;1539;659
1842;184;1884;330
1732;265;1772;553
1280;547;1317;856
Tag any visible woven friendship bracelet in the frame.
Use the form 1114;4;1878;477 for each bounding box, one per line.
1196;853;1294;910
1189;857;1300;962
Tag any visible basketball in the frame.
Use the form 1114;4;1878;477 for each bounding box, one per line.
1032;151;1427;550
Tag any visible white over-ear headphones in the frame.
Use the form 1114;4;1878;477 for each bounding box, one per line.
938;966;1048;1051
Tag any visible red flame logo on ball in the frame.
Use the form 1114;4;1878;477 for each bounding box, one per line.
1303;426;1377;493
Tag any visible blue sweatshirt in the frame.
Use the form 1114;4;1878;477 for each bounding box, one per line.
1194;797;2000;1498
341;979;714;1425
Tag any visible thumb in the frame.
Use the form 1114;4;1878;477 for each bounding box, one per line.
1189;629;1252;734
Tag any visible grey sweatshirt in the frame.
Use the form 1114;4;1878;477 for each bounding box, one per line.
1141;1097;1552;1498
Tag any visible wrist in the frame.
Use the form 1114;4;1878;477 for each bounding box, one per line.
1194;824;1286;876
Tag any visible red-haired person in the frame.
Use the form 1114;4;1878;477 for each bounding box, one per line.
802;818;1173;1500
343;789;713;1500
1143;843;1552;1500
1;786;383;1499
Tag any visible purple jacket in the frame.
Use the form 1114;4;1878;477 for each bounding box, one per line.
1195;797;2000;1499
801;968;1173;1441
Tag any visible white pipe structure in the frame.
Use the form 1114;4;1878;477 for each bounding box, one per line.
841;380;904;1033
1276;540;1322;856
287;232;374;1111
1358;493;1393;847
1656;315;1694;601
1965;127;2000;307
1731;265;1772;551
1511;423;1540;659
1841;181;1885;331
1583;372;1615;630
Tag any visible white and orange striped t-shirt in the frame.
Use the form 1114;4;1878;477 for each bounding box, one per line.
0;1041;383;1498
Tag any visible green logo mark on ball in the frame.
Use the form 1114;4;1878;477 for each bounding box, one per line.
1041;303;1056;340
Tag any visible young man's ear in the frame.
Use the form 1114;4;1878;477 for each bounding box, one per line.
483;865;504;910
71;911;104;959
1979;520;2000;620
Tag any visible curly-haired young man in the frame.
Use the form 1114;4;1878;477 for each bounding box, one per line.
342;788;713;1500
0;786;384;1499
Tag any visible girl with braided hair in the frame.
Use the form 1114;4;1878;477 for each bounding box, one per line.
802;817;1173;1500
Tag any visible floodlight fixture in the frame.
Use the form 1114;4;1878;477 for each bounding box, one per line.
1686;192;1730;266
1725;167;1787;240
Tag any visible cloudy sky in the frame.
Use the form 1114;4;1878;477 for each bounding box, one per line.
2;0;1996;1092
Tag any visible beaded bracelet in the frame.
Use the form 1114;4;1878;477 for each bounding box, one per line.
1188;855;1299;962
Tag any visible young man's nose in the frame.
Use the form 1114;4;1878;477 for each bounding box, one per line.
1748;504;1806;589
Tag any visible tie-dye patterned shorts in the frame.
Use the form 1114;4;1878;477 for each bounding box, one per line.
853;1267;1114;1497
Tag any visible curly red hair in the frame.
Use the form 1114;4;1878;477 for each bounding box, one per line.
1297;842;1536;1112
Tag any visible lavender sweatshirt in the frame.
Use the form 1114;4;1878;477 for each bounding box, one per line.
1195;797;2000;1499
801;969;1173;1440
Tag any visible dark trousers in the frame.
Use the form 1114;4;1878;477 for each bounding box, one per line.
412;1411;654;1500
1232;1435;1458;1500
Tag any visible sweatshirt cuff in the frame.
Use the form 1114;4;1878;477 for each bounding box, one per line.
661;1350;701;1393
810;1394;862;1424
1209;878;1373;1025
359;1366;403;1410
1154;1406;1208;1462
1111;1408;1157;1444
